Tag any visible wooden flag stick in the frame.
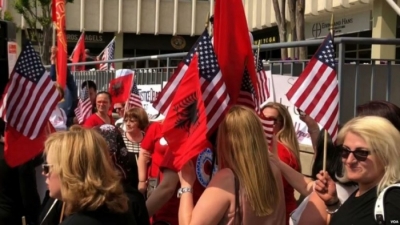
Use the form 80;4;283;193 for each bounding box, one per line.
322;129;328;171
256;40;261;61
330;13;334;35
59;202;66;223
52;23;56;46
22;216;26;225
205;12;210;28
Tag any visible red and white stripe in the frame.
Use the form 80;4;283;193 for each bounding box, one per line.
0;72;59;139
152;62;188;115
200;69;230;134
286;58;339;141
258;113;275;145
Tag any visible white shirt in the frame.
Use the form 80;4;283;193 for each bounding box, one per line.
115;117;126;131
49;107;67;131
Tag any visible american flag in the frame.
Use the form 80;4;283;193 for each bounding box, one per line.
74;86;92;124
197;32;230;134
0;42;59;139
254;50;270;107
127;82;142;109
258;112;275;145
152;33;201;115
99;39;115;71
237;68;257;110
286;33;339;141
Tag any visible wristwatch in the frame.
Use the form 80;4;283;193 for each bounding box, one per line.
325;199;341;214
177;187;193;198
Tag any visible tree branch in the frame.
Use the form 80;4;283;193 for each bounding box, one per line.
272;0;282;26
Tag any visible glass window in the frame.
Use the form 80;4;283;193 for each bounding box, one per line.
344;51;357;63
358;30;372;50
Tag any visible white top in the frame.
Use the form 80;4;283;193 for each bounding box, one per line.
115;117;126;131
49;107;67;131
289;182;358;225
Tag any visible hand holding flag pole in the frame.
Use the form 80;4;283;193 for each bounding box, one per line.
322;13;335;172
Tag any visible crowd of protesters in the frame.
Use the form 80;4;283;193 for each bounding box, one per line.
1;47;400;225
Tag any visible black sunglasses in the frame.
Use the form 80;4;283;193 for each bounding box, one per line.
340;146;371;161
42;163;53;175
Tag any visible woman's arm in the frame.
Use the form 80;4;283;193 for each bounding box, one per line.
299;113;320;155
269;150;314;196
146;169;179;216
137;148;151;194
179;168;232;225
298;192;331;225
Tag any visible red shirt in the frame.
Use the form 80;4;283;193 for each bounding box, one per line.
277;142;300;225
154;145;215;225
140;122;168;179
82;114;114;128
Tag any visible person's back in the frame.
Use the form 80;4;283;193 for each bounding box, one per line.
221;164;286;225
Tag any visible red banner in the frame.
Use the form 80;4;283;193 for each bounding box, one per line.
52;0;67;89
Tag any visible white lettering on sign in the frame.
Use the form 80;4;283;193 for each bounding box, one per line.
305;11;370;39
26;30;105;43
137;85;162;103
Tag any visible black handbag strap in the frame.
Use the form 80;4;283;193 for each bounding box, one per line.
233;173;242;225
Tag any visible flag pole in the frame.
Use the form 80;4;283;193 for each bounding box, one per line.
205;12;210;28
322;13;334;172
52;23;56;46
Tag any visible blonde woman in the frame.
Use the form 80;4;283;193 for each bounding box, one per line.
178;106;285;225
262;102;301;223
42;126;135;225
315;116;400;224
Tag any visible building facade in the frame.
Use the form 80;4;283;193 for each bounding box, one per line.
2;0;399;68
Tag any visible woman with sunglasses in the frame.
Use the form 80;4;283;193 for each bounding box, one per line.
315;116;400;224
114;103;126;131
42;126;135;225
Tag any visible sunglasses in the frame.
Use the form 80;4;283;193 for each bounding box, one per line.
42;163;53;175
340;146;371;161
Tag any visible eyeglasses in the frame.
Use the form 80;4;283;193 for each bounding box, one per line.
340;146;371;161
115;108;123;112
42;164;53;175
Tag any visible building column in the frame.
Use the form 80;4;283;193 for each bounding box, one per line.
114;32;124;69
371;0;397;59
16;30;22;55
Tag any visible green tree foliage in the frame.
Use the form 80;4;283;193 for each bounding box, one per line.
4;10;14;22
13;0;74;64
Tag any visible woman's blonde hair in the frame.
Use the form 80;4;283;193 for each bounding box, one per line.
217;106;279;216
337;116;400;194
44;125;128;215
263;102;301;170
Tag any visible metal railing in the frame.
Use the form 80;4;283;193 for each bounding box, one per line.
58;37;400;125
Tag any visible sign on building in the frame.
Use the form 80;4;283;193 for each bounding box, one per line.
305;11;370;39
